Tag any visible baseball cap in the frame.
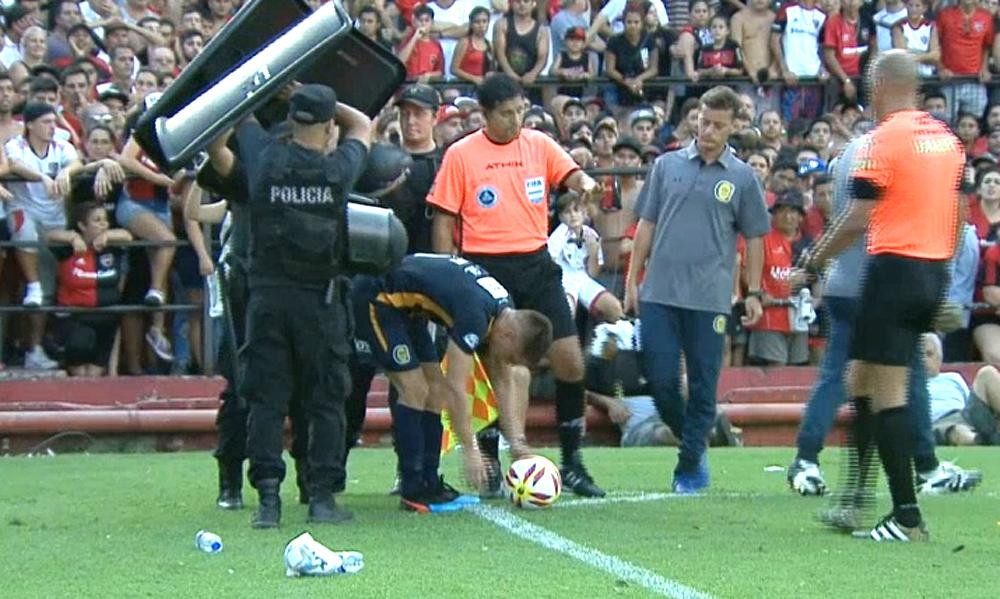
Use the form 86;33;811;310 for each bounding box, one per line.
453;95;479;113
613;135;643;157
797;157;827;178
98;87;129;105
288;84;337;124
972;153;997;169
563;96;585;114
771;188;807;214
436;104;462;125
564;26;586;41
396;83;441;110
629;108;656;128
21;102;56;123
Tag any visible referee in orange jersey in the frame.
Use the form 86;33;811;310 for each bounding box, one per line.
429;73;605;497
802;50;965;542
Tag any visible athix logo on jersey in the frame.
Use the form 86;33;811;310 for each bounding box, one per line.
714;181;735;203
485;160;524;170
476;185;499;208
525;177;545;204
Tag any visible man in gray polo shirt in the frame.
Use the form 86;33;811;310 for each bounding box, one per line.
790;133;982;512
625;86;770;494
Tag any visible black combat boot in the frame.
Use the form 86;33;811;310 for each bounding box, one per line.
216;461;243;510
307;492;354;524
251;479;281;529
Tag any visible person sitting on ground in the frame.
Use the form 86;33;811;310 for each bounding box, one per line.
924;333;1000;446
548;191;625;322
46;201;132;376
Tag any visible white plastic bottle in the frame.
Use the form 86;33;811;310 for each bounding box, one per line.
195;530;223;554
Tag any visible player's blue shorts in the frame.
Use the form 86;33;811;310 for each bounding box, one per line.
351;276;438;372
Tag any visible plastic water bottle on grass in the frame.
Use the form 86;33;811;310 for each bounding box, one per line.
195;530;223;553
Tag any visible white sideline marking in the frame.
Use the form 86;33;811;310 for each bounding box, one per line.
554;491;747;508
471;504;715;599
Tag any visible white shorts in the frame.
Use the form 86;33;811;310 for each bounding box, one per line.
7;207;65;252
562;271;609;315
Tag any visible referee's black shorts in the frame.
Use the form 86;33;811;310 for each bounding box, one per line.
465;248;576;341
850;253;950;366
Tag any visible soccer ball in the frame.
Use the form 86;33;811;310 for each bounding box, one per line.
791;463;827;496
505;455;562;509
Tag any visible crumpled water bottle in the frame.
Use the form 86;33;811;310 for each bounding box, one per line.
284;532;364;577
791;288;817;332
195;530;223;554
206;271;224;318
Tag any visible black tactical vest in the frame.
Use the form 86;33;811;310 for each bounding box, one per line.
248;142;346;286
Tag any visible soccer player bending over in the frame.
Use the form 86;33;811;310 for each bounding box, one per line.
352;254;553;512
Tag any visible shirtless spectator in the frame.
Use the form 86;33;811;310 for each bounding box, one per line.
730;0;775;86
0;73;23;144
592;135;642;298
771;0;827;120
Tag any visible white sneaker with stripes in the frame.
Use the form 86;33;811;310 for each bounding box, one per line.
858;515;929;542
917;461;983;495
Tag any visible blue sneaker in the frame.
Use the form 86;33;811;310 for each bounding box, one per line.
672;457;710;495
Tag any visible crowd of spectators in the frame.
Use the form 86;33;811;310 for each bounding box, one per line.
2;0;1000;379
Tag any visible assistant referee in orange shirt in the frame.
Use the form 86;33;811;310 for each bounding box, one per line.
429;73;605;497
803;50;965;542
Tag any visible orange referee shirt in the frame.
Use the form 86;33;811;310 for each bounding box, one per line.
427;128;579;255
852;109;964;261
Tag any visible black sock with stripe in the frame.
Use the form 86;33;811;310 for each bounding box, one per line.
556;380;585;466
875;406;922;528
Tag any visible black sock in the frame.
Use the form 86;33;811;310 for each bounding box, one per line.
875;406;922;528
556;380;585;466
422;410;443;490
842;397;876;508
477;425;500;461
912;454;938;475
393;404;425;499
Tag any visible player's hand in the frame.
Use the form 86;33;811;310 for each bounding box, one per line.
71;233;87;254
788;267;811;291
41;175;58;198
198;255;215;276
742;295;763;326
100;159;126;184
624;281;640;316
933;302;964;333
463;446;488;491
607;401;631;426
842;79;856;101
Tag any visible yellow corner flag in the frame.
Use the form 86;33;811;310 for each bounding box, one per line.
440;353;498;454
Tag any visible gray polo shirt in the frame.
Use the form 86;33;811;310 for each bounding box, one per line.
823;136;867;299
636;142;770;314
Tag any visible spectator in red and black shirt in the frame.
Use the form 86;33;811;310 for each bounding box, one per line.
399;4;445;82
937;0;994;122
823;0;872;104
695;15;746;78
46;202;132;376
972;237;1000;363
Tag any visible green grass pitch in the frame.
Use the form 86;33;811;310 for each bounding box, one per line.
2;447;998;598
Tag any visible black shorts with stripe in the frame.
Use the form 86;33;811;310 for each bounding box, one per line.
463;248;576;341
850;254;949;366
350;275;438;372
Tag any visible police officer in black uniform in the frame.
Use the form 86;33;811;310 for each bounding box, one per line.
205;84;371;528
